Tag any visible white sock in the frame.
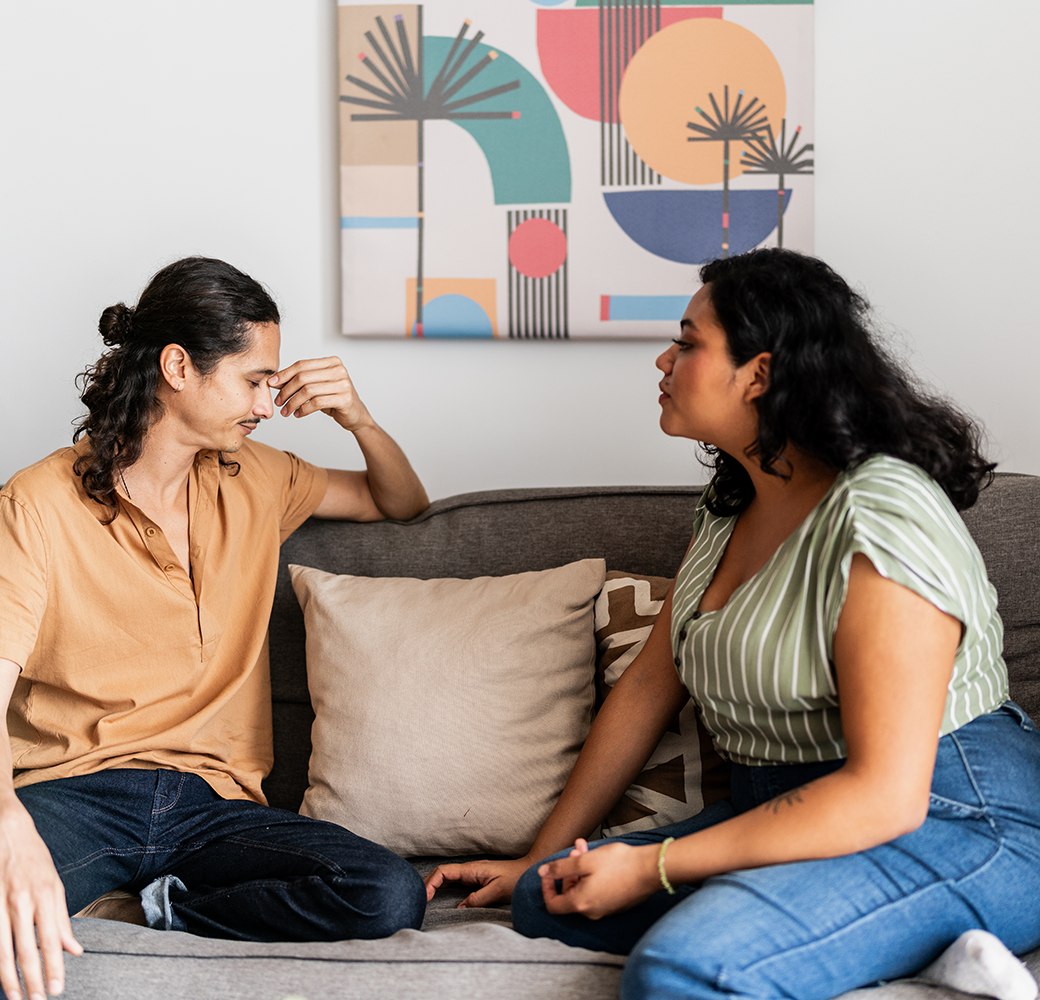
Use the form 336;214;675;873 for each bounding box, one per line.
917;930;1037;1000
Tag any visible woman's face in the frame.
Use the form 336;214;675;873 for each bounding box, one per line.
655;284;766;451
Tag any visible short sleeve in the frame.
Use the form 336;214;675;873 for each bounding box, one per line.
276;452;329;542
0;493;49;668
824;458;997;655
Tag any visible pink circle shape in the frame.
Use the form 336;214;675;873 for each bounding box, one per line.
508;218;568;279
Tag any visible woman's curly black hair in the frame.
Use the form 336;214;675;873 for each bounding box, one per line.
698;249;994;515
73;257;280;521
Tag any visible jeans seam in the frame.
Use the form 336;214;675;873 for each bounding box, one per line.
733;840;1008;980
61;831;351;883
928;793;987;817
948;729;999;834
176;877;294;902
139;772;189;882
859;850;908;897
151;771;187;815
217;834;350;878
58;845;157;877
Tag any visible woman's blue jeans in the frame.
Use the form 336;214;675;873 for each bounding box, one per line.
512;703;1040;1000
17;768;425;942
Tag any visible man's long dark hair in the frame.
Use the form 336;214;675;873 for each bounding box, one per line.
73;257;280;521
699;249;993;515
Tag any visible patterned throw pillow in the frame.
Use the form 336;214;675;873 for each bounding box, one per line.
595;571;729;838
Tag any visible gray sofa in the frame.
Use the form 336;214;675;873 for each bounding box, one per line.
63;477;1040;1000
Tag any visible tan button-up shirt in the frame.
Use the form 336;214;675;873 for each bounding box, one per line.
0;438;328;802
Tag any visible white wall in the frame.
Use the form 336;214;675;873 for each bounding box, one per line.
2;1;1037;498
814;1;1040;479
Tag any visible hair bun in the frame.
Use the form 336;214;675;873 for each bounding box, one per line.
99;303;134;347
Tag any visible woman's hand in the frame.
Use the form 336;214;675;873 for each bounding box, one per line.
539;840;662;920
425;582;690;914
423;857;535;908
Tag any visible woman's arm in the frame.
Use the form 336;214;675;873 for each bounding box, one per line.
424;585;691;907
538;553;961;919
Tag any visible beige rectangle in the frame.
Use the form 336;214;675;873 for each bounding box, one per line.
340;165;418;217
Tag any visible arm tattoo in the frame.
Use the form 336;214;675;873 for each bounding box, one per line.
763;784;808;814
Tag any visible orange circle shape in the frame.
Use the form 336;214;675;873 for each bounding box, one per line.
619;19;786;187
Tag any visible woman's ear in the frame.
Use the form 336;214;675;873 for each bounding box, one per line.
158;344;189;393
744;352;771;402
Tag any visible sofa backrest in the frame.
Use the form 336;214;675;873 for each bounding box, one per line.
266;486;702;809
959;473;1040;719
265;476;1040;811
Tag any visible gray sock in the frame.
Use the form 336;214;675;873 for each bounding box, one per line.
139;874;188;931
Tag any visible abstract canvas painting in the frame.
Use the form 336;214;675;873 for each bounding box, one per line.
338;1;813;338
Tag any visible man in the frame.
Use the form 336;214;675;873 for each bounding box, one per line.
0;258;430;1000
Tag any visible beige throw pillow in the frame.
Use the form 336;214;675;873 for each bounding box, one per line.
289;559;606;857
595;571;729;838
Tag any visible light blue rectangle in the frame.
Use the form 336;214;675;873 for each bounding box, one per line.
341;217;419;229
609;295;690;321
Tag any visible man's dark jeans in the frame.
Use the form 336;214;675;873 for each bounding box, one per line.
17;768;425;942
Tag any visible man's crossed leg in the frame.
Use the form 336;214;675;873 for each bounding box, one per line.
18;768;424;942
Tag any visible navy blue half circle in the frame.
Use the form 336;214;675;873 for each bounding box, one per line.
603;189;792;264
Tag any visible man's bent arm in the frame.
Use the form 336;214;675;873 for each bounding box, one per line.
269;357;429;522
0;658;82;999
315;422;428;522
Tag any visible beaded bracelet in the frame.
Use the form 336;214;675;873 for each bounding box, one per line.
657;836;676;895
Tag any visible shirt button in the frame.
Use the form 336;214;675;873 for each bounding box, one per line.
674;656;681;667
145;527;157;537
679;630;687;641
692;611;702;620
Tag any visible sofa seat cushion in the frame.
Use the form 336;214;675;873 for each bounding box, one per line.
65;912;1040;1000
65;918;626;1000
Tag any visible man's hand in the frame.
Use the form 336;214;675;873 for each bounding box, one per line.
269;357;372;432
423;857;535;909
272;359;430;522
0;798;81;999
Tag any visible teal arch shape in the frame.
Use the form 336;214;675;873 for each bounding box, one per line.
424;36;571;205
412;294;495;338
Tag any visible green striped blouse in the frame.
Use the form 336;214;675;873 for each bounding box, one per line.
671;455;1008;766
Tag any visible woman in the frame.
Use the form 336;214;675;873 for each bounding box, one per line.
426;249;1040;999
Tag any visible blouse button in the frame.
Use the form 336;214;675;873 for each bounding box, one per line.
673;656;681;667
678;630;687;641
692;611;702;620
145;527;157;537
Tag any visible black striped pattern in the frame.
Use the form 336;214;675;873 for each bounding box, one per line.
506;209;569;339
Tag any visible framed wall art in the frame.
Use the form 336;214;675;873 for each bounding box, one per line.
338;1;813;338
